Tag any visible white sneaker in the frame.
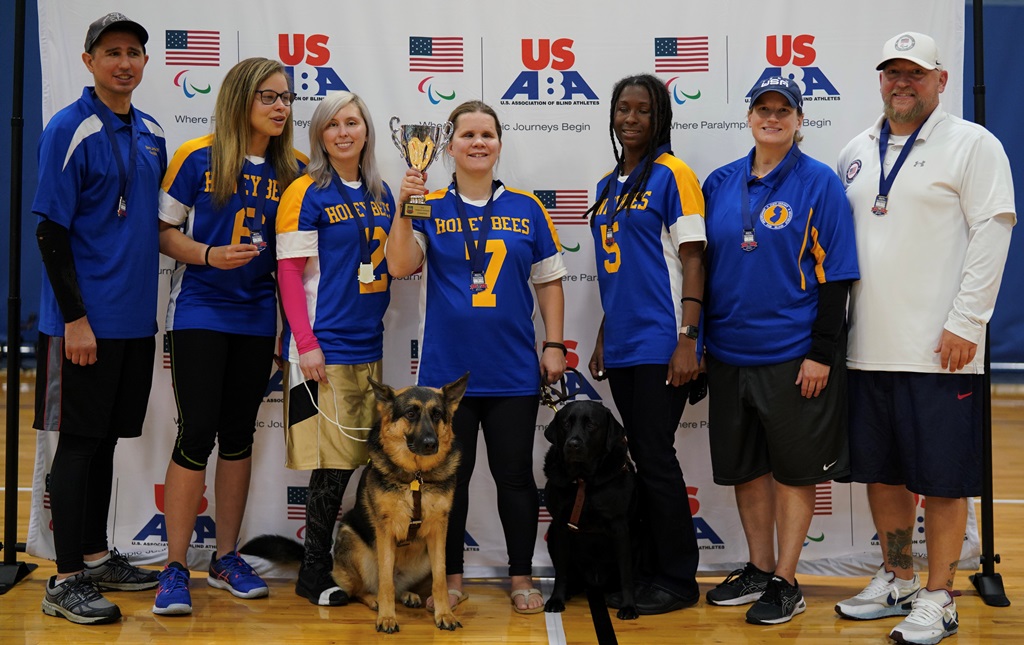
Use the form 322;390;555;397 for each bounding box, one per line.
889;588;958;644
835;565;920;620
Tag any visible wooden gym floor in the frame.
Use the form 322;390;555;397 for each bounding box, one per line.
2;375;1023;644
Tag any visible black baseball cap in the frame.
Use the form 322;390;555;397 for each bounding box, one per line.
84;13;148;52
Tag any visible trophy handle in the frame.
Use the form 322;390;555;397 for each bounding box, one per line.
438;121;454;148
389;116;406;156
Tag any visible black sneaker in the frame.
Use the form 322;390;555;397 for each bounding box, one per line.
42;573;122;625
84;548;160;591
296;560;349;606
745;576;807;625
706;562;773;606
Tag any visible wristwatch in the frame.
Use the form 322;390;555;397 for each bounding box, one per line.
681;325;699;340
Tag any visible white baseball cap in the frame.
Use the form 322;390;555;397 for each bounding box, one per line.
876;32;942;70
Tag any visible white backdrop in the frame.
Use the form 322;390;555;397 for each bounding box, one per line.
29;0;977;577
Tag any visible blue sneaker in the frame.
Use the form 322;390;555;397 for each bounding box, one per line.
152;563;192;615
207;552;269;599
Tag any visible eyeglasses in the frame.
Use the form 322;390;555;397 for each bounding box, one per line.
254;89;297;106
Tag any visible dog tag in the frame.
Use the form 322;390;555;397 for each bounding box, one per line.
409;479;420;491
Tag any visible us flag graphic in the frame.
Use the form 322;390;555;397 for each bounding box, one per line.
654;37;710;73
813;482;833;515
537;488;552;523
410;339;419;376
162;333;171;369
287;486;308;520
409;36;464;73
165;30;220;67
44;473;52;510
535;190;589;226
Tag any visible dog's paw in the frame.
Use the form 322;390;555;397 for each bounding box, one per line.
401;592;422;608
544;598;566;613
435;612;462;631
375;616;400;633
616;605;640;620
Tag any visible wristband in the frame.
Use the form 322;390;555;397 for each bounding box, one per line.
204;245;213;266
681;296;703;307
542;341;567;356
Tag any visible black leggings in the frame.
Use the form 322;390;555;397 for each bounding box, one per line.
445;395;539;577
302;468;354;567
49;432;119;574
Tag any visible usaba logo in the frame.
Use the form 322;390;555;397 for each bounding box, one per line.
500;38;599;106
409;36;462;105
132;484;216;549
654;36;708;107
749;35;840;102
688;486;725;549
279;34;348;99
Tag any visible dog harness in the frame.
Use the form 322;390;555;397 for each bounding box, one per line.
397;472;424;547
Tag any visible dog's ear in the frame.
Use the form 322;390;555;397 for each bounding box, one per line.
368;376;395;405
605;406;626;453
442;372;470;409
544;406;563;444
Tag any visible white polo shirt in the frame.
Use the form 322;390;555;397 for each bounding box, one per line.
837;106;1015;373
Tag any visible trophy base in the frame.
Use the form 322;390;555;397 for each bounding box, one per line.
402;202;433;219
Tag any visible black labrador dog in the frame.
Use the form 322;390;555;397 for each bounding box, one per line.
542;400;639;620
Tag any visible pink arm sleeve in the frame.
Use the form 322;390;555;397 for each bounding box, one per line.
277;257;320;355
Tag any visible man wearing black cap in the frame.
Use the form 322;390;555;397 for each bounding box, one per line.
835;31;1016;645
34;13;167;624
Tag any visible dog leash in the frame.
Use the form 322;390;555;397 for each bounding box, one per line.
396;472;424;547
540;366;584;412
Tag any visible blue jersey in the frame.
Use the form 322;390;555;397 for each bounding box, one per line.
276;175;395;364
591;152;706;368
33;87;167;339
412;184;566;396
702;146;859;366
160;135;307;336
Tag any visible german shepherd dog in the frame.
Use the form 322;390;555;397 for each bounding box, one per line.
333;374;468;633
543;400;639;620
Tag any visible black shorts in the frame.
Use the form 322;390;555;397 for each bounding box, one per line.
34;333;155;439
706;351;850;486
846;370;983;498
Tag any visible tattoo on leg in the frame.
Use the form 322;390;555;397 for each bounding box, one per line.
885;527;914;570
945;561;958;589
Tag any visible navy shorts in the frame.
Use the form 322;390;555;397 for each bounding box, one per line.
706;351;850;486
845;370;983;498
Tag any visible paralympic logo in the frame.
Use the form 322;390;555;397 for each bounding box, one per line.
417;76;456;105
665;76;701;106
173;70;212;99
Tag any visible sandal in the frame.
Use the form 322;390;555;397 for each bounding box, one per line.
511;587;544;614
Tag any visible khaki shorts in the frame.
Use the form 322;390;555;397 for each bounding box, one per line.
282;360;381;470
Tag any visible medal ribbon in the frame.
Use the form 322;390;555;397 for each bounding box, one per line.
876;119;926;206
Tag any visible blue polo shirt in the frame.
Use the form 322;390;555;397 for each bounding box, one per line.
33;87;167;338
702;145;859;366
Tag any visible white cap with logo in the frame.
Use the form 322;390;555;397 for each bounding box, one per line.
876;32;942;71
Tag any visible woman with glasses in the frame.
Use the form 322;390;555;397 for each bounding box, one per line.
700;76;858;625
151;57;306;616
274;91;395;606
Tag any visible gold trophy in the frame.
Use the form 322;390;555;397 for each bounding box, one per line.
390;117;454;218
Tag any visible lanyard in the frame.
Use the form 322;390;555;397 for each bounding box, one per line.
739;146;801;251
90;91;137;217
606;143;672;234
238;160;269;240
330;168;376;267
874;119;926;215
452;180;500;275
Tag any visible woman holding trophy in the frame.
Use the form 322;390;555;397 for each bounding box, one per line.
386;100;566;614
275;91;396;606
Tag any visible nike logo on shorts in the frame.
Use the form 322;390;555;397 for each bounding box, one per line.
823;459;838;471
957;392;973;400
